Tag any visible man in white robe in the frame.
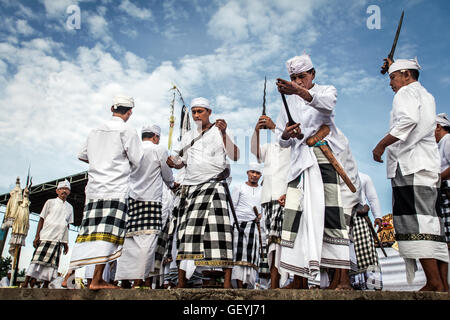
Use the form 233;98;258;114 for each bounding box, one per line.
434;113;450;287
22;180;73;288
71;95;144;290
231;163;263;288
251;115;290;288
373;58;448;292
275;53;362;290
115;124;176;288
167;97;240;288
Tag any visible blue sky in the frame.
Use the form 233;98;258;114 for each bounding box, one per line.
1;0;449;271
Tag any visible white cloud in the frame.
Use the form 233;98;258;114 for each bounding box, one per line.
3;17;36;37
118;0;152;20
86;13;109;39
208;1;249;42
41;0;75;18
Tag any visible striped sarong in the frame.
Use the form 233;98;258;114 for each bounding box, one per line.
314;147;350;269
75;199;128;245
30;241;62;268
233;220;260;270
352;214;379;272
126;198;162;237
440;181;450;246
392;166;448;282
176;181;234;268
263;200;284;247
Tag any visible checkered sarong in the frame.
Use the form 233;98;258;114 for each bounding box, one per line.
392;167;446;243
176;181;234;267
126;198;162;236
75;199;127;246
263;200;284;247
30;241;62;268
313;147;347;247
440;181;450;245
155;192;183;272
280;175;303;248
234;220;259;270
352;215;378;272
258;245;270;277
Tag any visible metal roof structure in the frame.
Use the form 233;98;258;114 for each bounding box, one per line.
0;171;88;227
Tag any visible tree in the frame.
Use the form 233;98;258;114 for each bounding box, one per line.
18;268;26;277
0;256;12;278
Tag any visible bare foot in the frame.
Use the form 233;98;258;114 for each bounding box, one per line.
335;284;353;291
281;282;295;289
89;280;120;290
419;284;445;292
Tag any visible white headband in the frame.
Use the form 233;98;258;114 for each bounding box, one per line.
248;162;262;173
112;95;135;109
436;113;450;127
190;97;211;110
388;57;421;75
286;54;314;75
142;125;161;136
57;179;71;190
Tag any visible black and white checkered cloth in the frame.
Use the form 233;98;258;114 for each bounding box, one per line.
258;245;270;277
440;181;450;245
154;219;171;272
280;146;348;250
280;175;303;248
75;199;128;246
313;147;348;247
155;191;183;272
234;220;259;270
392;167;446;243
126;198;162;236
30;241;62;268
263;200;284;247
176;181;234;267
352;215;379;272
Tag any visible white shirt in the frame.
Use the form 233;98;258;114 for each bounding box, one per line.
0;276;10;287
386;81;440;178
438;133;450;172
275;84;347;182
78;116;144;199
335;136;362;208
231;183;262;222
358;172;382;220
39;197;74;243
129;141;174;202
259;142;290;204
178;126;230;185
161;184;175;226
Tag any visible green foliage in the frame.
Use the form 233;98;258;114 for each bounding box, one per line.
18;268;26;277
0;256;12;278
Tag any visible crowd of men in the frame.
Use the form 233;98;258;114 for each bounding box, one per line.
16;53;450;292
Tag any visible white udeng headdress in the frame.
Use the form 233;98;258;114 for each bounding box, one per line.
112;94;135;109
436;113;450;127
286;54;314;75
388;57;421;75
190;97;211;110
142;125;161;136
57;179;71;190
248;162;262;173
